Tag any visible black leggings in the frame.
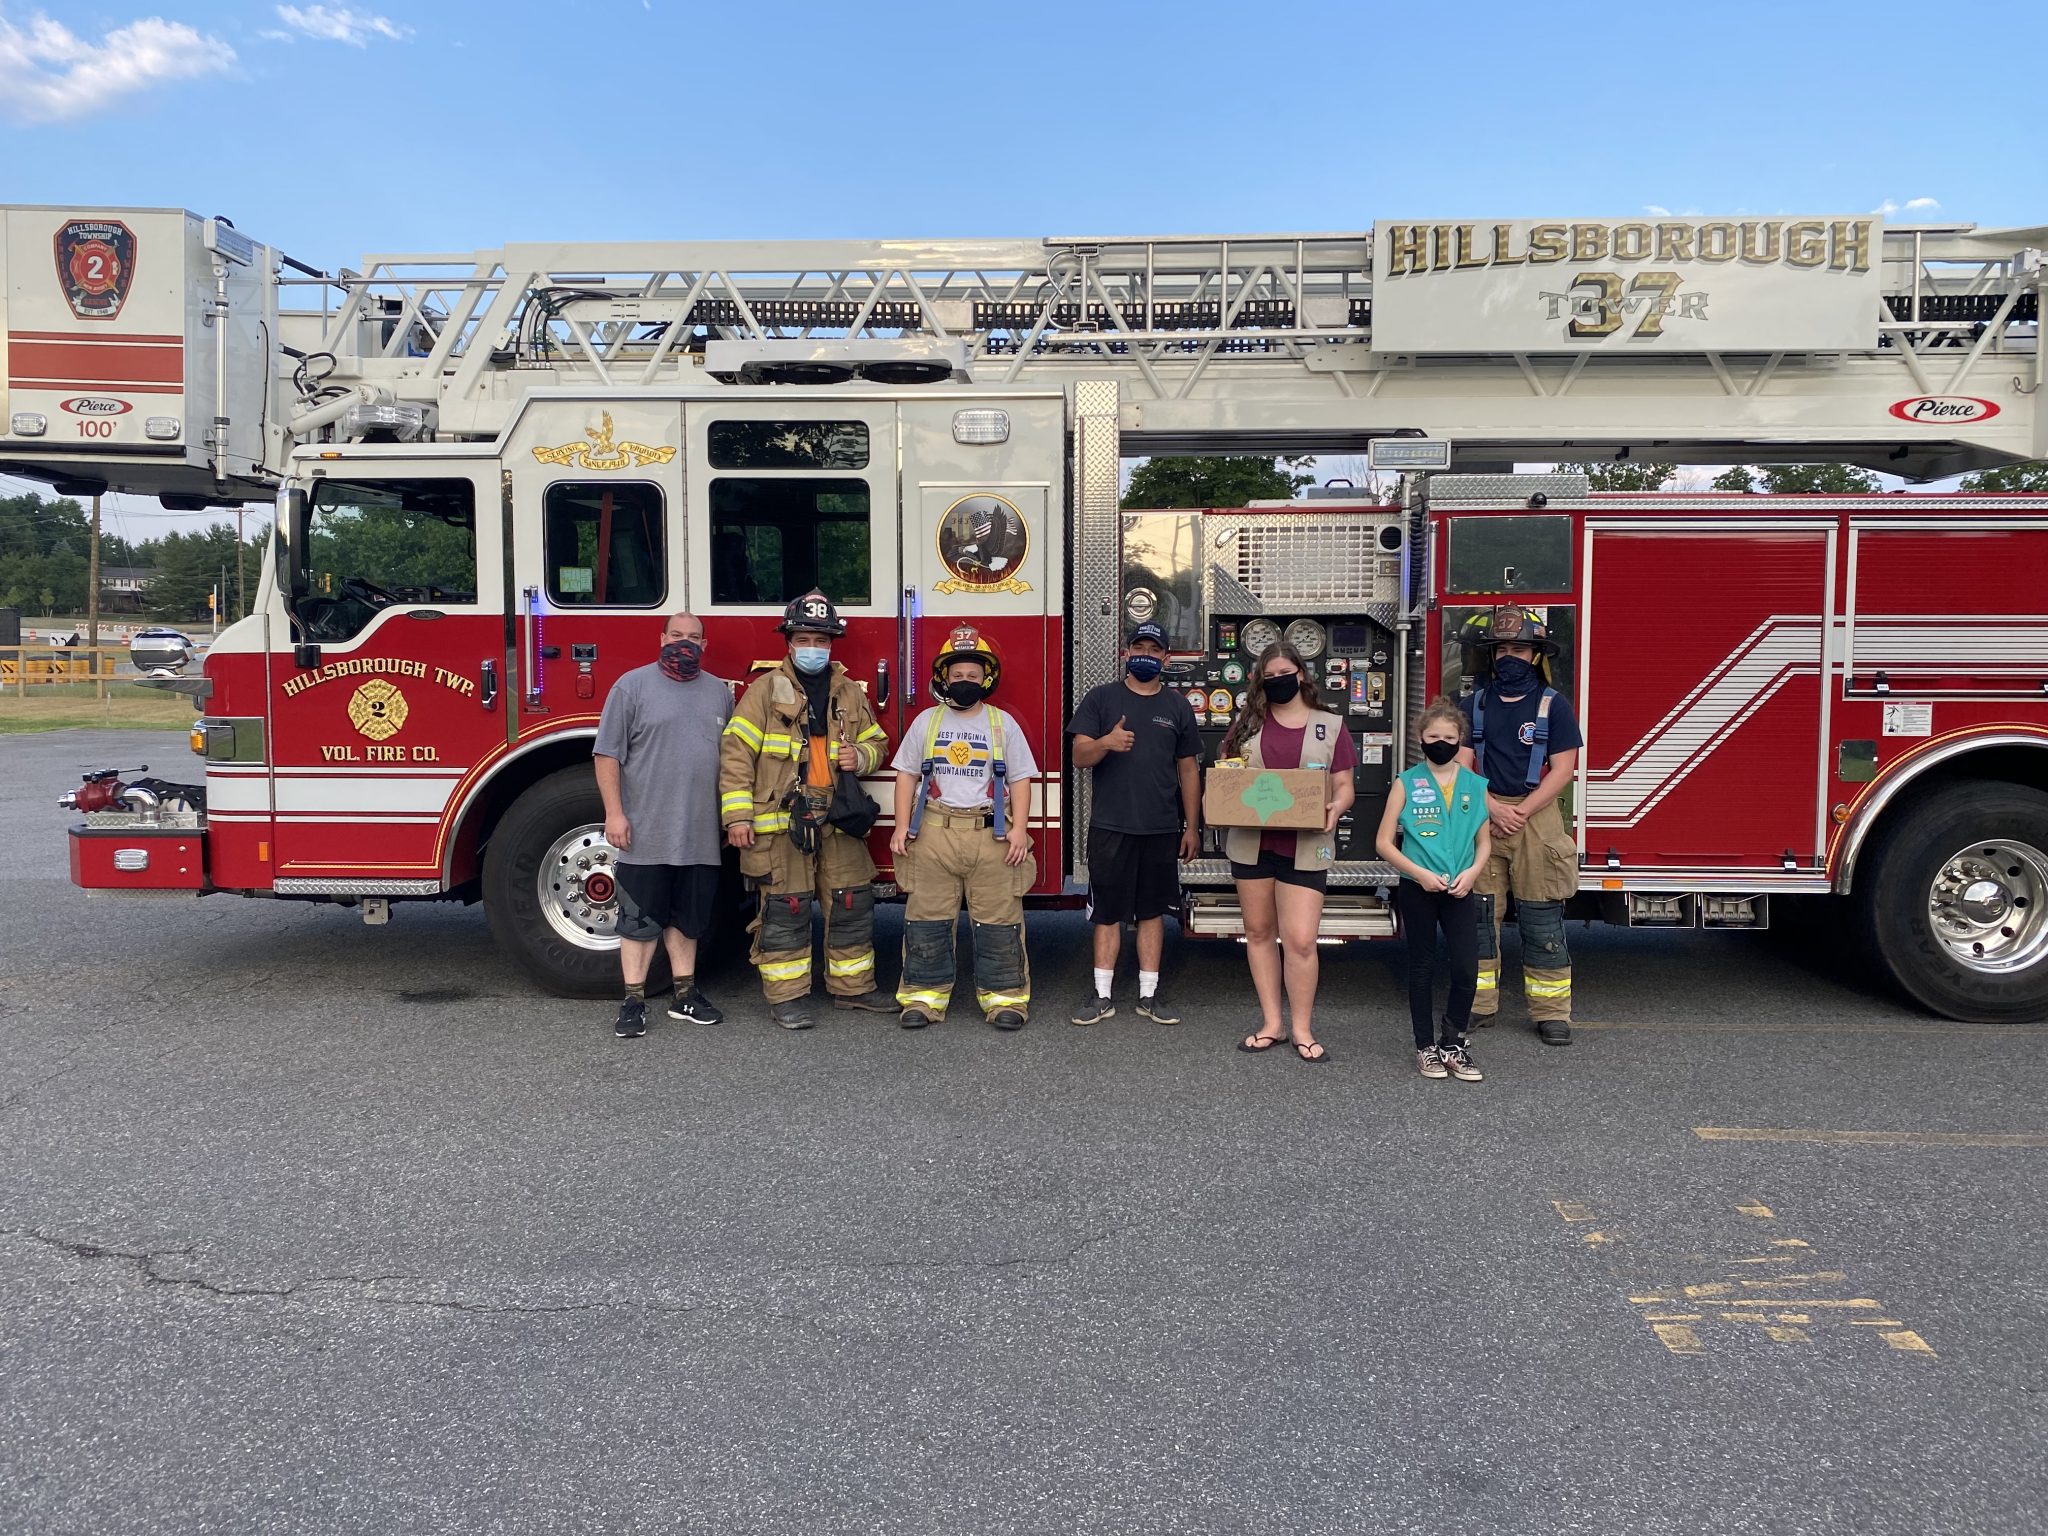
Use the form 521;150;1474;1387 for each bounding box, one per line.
1395;879;1478;1049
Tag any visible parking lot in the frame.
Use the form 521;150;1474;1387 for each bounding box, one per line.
4;730;2045;1534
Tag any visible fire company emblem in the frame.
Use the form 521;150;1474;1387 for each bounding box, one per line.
531;411;675;470
54;219;138;321
934;493;1032;596
347;679;410;741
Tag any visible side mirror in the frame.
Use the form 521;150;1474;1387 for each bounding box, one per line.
284;486;310;602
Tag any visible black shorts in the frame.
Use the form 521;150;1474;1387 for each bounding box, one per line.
1229;850;1329;893
1086;827;1182;926
615;862;721;942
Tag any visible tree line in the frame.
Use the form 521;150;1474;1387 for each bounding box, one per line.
0;493;269;620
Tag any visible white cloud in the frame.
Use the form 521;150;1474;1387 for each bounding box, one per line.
272;5;411;45
1875;196;1941;216
1643;204;1671;217
0;11;232;123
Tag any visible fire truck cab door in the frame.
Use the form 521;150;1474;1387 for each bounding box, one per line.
270;463;506;886
508;402;688;725
899;395;1064;882
684;398;900;697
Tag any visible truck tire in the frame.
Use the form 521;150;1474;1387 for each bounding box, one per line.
482;766;653;998
1858;781;2048;1023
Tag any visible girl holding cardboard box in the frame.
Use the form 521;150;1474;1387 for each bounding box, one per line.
1217;642;1355;1063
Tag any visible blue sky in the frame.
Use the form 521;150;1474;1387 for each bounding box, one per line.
2;0;2042;538
3;0;2038;261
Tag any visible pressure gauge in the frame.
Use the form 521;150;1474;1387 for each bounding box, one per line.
1284;619;1327;659
1240;618;1281;657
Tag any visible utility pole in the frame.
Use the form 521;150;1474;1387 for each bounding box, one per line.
216;564;225;638
236;504;246;620
87;493;101;652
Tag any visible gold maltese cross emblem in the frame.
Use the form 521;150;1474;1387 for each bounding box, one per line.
347;679;410;741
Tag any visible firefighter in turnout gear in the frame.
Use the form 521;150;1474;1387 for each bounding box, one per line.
888;626;1040;1029
719;592;894;1028
1458;606;1584;1046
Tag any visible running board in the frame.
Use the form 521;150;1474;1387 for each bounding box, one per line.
1184;890;1397;939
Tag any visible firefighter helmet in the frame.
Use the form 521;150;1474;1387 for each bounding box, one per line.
929;624;1002;702
1465;604;1560;656
779;590;847;637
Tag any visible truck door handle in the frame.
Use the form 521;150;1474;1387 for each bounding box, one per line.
480;658;499;711
875;658;891;705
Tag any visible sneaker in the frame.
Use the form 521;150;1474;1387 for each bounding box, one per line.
989;1009;1027;1031
1070;993;1115;1027
668;984;724;1025
899;1005;939;1029
1416;1046;1448;1078
614;997;648;1039
1536;1019;1573;1047
1442;1043;1484;1081
770;999;815;1031
1135;991;1181;1026
832;990;896;1014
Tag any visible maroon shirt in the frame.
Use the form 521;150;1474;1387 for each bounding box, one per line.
1254;718;1357;857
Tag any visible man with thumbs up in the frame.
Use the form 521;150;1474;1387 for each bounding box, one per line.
1066;622;1203;1026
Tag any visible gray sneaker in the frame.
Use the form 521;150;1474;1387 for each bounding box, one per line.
1070;993;1115;1026
1442;1043;1484;1081
1416;1046;1448;1078
1135;991;1181;1025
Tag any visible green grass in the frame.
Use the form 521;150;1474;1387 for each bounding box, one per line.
0;685;198;733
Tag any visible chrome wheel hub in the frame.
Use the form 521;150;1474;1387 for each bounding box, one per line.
539;823;623;950
1927;838;2048;974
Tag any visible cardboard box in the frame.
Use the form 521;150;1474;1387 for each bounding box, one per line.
1202;767;1328;831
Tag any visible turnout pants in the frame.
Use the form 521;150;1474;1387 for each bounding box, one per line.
1472;795;1576;1023
746;827;879;1004
895;811;1033;1022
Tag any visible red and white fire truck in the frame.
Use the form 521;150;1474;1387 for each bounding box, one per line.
4;207;2045;1020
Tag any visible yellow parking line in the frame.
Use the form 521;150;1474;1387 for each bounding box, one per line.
1695;1127;2048;1148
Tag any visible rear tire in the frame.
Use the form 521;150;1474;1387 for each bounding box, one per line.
1858;781;2048;1023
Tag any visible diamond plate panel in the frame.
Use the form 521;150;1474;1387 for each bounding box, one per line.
1179;858;1397;887
1068;379;1121;883
1428;473;1589;508
272;877;443;896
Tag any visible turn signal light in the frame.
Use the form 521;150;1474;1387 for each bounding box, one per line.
10;412;47;436
190;725;208;755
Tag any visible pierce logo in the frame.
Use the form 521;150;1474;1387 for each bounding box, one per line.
54;218;138;321
1889;395;2000;424
60;397;132;416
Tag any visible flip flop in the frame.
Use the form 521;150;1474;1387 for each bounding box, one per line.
1293;1040;1331;1064
1238;1031;1285;1053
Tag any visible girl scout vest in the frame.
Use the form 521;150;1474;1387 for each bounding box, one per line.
1220;710;1347;873
1395;763;1489;881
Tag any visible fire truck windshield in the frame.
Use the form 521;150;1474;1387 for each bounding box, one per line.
295;477;478;641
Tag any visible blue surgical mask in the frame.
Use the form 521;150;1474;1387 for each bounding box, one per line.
792;645;830;675
1125;654;1164;683
1493;655;1537;691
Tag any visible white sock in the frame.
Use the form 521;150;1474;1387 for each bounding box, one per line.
1093;967;1114;998
1139;971;1159;999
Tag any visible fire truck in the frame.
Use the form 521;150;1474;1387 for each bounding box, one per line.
4;207;2045;1021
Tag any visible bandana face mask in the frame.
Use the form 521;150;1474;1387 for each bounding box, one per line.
659;638;703;682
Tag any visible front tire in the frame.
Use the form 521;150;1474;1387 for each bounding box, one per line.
483;766;647;998
1859;781;2048;1023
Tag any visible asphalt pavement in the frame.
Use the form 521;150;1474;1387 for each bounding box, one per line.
3;731;2045;1534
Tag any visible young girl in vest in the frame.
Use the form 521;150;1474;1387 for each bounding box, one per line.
1223;642;1356;1063
1375;697;1492;1081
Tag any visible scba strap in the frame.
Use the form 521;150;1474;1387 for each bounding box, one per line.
908;707;1008;839
1471;687;1557;790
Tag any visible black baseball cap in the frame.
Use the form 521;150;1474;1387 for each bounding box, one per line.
1127;621;1168;648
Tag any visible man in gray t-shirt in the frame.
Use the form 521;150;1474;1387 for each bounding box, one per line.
593;611;733;1038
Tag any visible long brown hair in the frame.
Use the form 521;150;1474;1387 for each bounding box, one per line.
1220;641;1324;760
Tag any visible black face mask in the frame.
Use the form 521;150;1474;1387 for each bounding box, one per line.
658;638;703;682
942;679;986;710
1261;673;1301;705
1421;739;1460;765
1492;655;1538;691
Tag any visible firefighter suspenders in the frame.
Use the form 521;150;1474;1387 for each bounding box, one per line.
906;709;1008;839
1471;687;1557;792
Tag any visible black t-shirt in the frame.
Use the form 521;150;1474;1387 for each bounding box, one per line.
1460;685;1583;798
1067;679;1202;835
